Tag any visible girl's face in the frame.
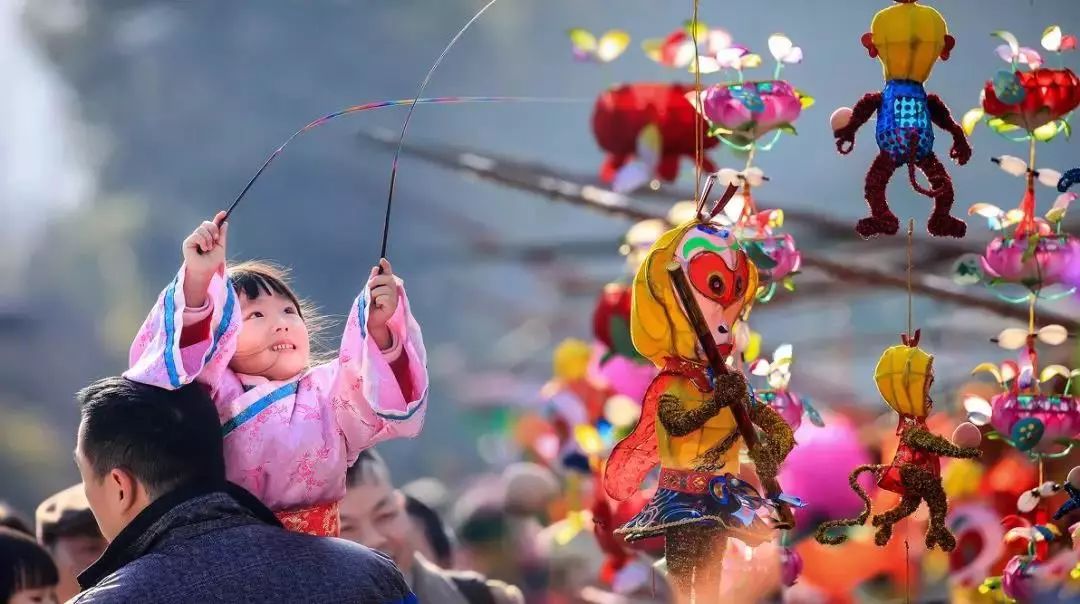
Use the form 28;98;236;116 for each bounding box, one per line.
9;587;57;604
230;291;310;381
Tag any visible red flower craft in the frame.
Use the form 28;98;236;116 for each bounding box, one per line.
982;68;1080;132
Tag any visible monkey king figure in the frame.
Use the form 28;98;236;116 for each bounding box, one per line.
602;211;799;601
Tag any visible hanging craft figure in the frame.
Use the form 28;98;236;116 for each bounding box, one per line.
958;26;1080;300
962;324;1080;458
815;332;983;551
592;83;719;192
603;183;802;601
830;0;972;239
747;343;824;431
680;28;811;301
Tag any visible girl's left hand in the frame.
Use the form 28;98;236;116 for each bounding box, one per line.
367;258;399;330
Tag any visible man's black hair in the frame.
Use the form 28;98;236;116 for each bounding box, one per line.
78;378;226;498
403;495;454;568
345;448;391;487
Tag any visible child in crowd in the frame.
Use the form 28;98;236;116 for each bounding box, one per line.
125;212;428;536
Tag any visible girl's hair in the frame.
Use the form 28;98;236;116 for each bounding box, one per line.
227;261;308;319
226;261;331;359
0;527;59;601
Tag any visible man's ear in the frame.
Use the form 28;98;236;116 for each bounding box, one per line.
941;35;956;60
109;468;140;514
861;32;878;58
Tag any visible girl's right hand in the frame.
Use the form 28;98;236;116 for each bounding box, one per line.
183;211;228;275
182;211;228;307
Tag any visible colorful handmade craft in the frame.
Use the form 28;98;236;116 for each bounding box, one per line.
604;192;801;599
816;333;982;551
830;0;971;239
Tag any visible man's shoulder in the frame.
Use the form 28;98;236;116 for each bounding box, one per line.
212;525;411;589
255;526;398;569
225;529;415;601
70;554;172;603
75;526;413;603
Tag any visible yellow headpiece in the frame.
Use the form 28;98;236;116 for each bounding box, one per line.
871;1;949;82
630;219;759;368
874;343;934;418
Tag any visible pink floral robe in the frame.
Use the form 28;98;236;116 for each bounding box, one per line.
124;264;428;532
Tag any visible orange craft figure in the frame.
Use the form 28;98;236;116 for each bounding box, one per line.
816;332;982;551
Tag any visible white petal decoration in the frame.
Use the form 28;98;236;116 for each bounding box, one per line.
996;327;1029;350
1042;26;1063;52
1036;168;1062;188
1038;480;1062;497
767;34;793;62
963;395;993;426
1017;490;1041;513
994;155;1029;177
1038;324;1068;346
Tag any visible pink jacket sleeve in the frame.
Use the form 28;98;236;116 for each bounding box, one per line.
123;264;241;394
309;276;429;463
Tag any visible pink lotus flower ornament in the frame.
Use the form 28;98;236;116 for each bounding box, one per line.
698;80;804;146
966;327;1080;456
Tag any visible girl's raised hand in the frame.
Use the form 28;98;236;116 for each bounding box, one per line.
182;211;228;308
366;258;399;331
183;211;229;277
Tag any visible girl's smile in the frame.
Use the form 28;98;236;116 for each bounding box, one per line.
230;291;311;380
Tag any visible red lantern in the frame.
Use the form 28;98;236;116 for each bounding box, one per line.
982;68;1080;132
592;83;718;184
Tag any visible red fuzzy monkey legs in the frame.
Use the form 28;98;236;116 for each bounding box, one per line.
870;493;920;546
857;151;901;238
919;153;967;239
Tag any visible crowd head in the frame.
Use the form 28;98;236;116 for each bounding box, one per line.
74;378;226;541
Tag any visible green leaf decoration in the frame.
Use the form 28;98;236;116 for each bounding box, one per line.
776;122;798;135
1021;234;1040;262
744;241;779;269
987;117;1021;134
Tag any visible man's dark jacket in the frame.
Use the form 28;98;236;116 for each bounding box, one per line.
72;484;416;603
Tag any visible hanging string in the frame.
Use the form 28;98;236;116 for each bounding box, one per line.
381;0;502;259
907;219;915;338
219;95;578;222
1028;293;1037;335
905;539;911;604
691;0;703;202
905;219;914;604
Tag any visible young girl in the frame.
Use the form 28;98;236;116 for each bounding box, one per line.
0;527;59;604
125;211;428;537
